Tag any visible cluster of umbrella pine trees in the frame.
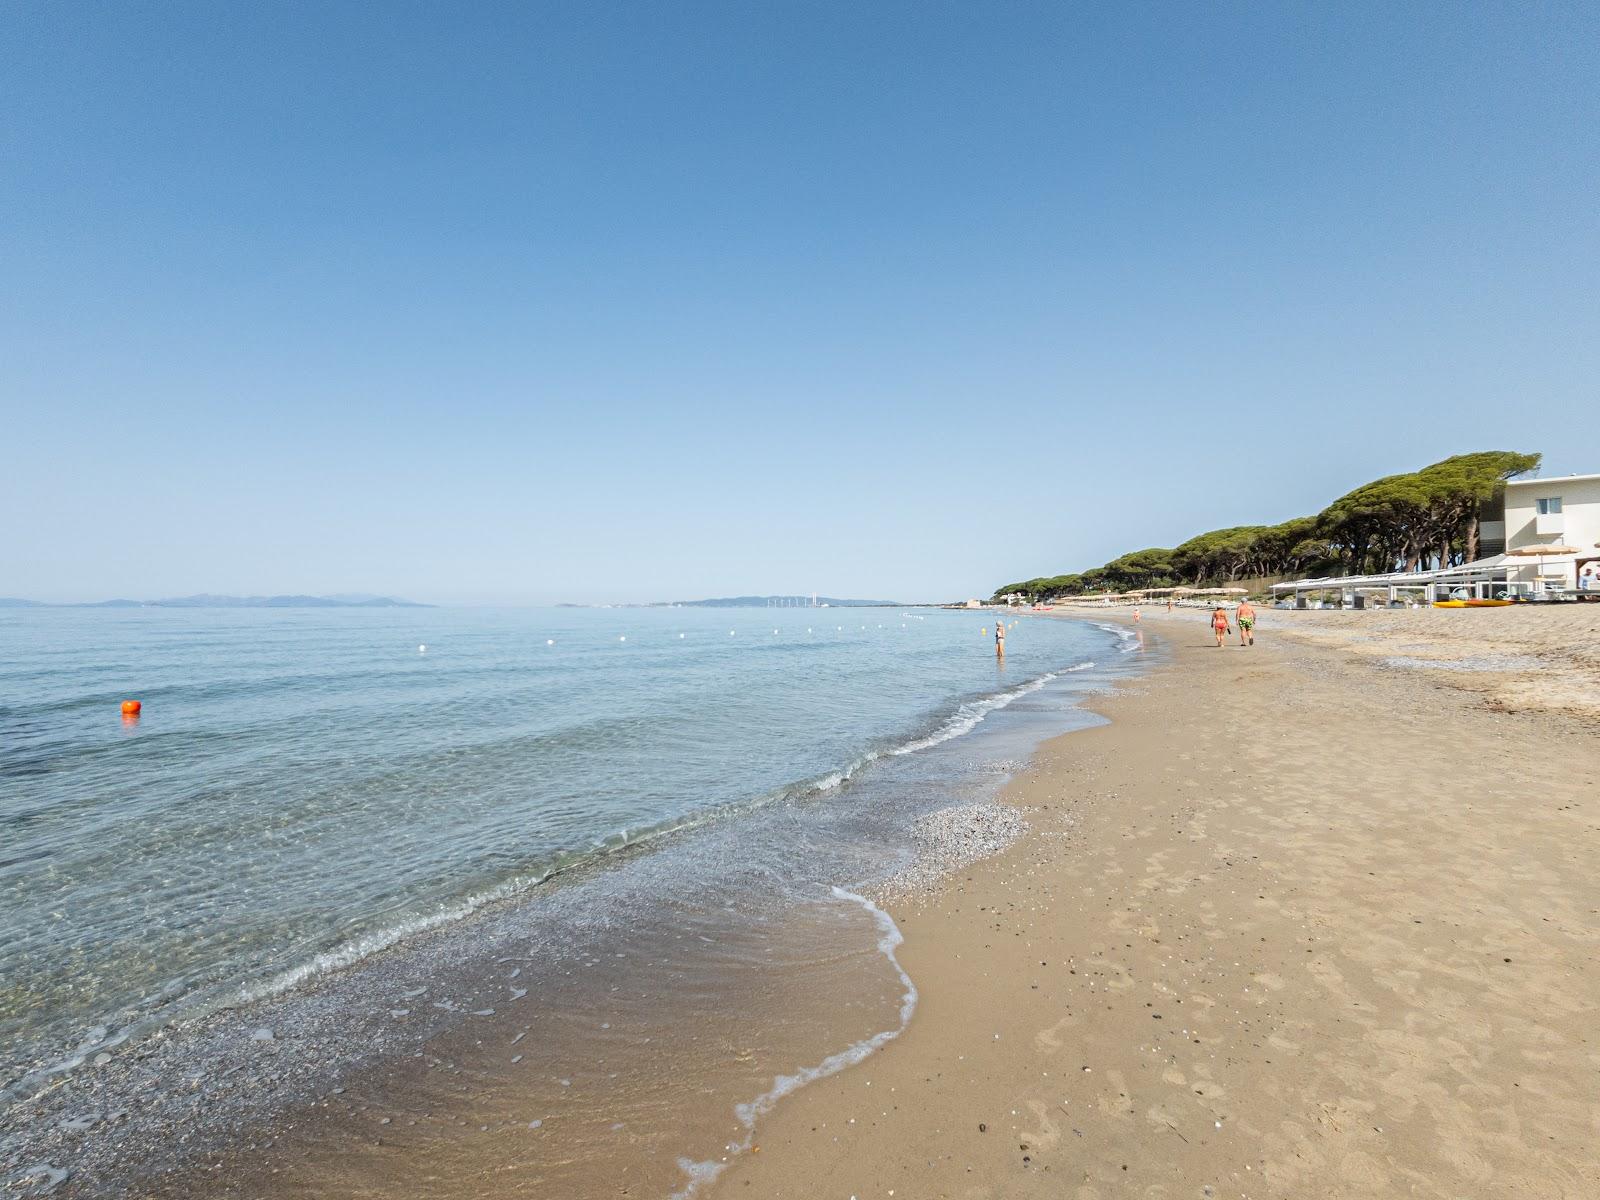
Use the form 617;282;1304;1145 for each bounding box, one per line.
992;450;1542;602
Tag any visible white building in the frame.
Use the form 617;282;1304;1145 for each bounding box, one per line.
1482;473;1600;592
1272;470;1600;605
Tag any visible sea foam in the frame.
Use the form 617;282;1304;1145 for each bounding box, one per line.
670;887;916;1198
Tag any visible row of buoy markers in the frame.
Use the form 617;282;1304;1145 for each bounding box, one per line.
396;621;934;660
118;620;969;716
406;624;918;649
514;623;921;644
117;620;994;716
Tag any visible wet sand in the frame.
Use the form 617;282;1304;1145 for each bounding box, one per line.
706;611;1600;1198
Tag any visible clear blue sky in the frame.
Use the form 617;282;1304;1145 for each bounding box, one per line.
4;2;1597;604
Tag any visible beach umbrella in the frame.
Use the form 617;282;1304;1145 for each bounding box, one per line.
1505;545;1580;559
1506;544;1581;592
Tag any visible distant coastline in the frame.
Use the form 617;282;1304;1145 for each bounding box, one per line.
655;595;900;608
0;594;431;609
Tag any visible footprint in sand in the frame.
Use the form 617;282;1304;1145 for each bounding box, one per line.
1096;1069;1135;1120
1034;1013;1078;1054
1018;1099;1063;1151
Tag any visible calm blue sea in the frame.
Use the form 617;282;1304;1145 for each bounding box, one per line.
0;605;1132;1111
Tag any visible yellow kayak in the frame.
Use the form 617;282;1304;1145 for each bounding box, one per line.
1464;598;1515;607
1432;600;1467;608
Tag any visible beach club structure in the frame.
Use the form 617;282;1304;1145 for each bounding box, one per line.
1019;586;1248;609
1273;473;1600;607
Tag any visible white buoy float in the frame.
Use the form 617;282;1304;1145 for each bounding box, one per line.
619;635;626;642
418;644;426;653
679;632;685;639
546;639;554;646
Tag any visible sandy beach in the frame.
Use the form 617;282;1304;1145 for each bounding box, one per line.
704;606;1600;1199
9;2;1598;1195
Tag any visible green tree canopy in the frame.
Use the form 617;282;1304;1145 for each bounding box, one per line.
991;449;1541;599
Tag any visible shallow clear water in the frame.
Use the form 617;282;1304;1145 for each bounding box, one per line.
0;605;1123;1104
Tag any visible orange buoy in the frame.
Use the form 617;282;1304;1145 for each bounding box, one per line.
120;699;142;717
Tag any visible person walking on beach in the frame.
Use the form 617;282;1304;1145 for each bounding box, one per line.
1236;599;1257;647
995;617;1006;658
1210;605;1230;648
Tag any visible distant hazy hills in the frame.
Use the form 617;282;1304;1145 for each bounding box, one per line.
0;594;430;609
659;595;899;608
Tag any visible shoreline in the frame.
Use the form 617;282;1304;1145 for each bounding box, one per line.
705;608;1600;1198
2;616;1109;1115
13;606;1595;1197
4;621;1137;1199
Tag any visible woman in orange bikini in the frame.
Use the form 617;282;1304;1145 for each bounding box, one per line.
1210;605;1230;648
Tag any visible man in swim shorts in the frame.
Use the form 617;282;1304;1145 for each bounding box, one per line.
1236;599;1256;647
1211;605;1230;648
